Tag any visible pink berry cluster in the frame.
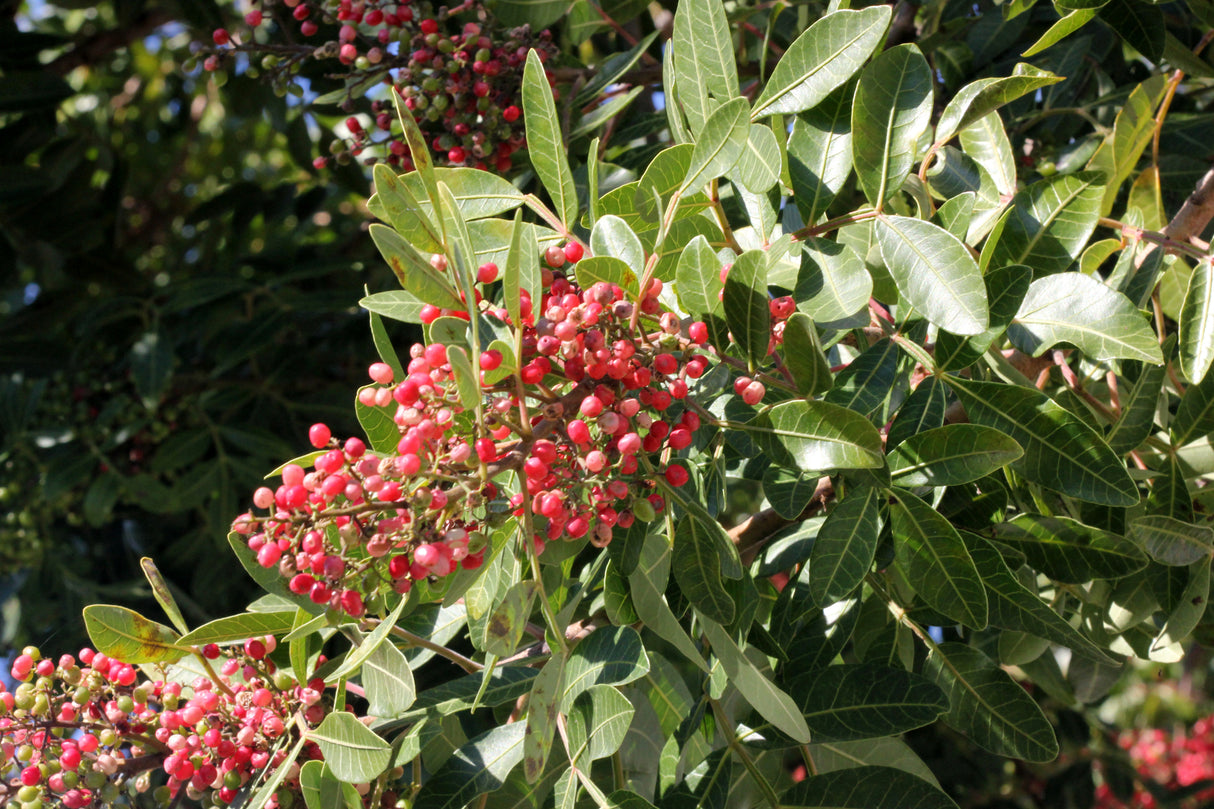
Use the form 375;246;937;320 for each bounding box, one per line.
1095;717;1214;808
202;0;557;172
1;640;337;808
230;240;716;616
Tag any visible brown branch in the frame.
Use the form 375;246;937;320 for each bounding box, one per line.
1163;166;1214;246
729;476;833;566
46;8;175;77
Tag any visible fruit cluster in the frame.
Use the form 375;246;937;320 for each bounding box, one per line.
201;0;557;172
2;640;334;808
230;242;716;616
1095;717;1214;808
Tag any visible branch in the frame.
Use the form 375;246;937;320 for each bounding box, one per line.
728;476;833;566
1163;165;1214;246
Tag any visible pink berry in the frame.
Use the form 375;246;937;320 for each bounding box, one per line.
477;262;499;284
563;242;584;263
308;423;331;448
742;380;766;405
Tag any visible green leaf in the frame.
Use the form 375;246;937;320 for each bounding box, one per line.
795;239;872;323
675;235;727;341
981;172;1105;276
763;467;823;521
935;64;1063;144
1022;9;1096;56
782;664;947;743
300;760;362;809
82;605;185;665
504;211;541;330
824;338;901;420
1130;516;1214;566
699;616;812;743
782;766;958;808
140;558;189;636
1171;368;1214;447
413;723;525;809
1108;361;1167;455
627;532;710;672
723;249;771;368
634;144;694;223
1180;258;1214;384
749;400;885;474
327;597;409;682
752;7;891;118
890;490;989;629
361;290;426;325
681;98;751;193
875;215;990;335
805;741;940;786
992;513;1147;581
958;112;1017;199
129;330;174;409
523;50;577;226
782;313;833;396
590;215;646;276
925;643;1057;762
734;124;782;193
944;378;1139;506
938;264;1036;372
177;611;296;647
567;686;635;769
1099;0;1165;62
1008;273;1162;363
495;0;570;28
484;580;538;657
355;387;402;455
887;377;948;448
672;515;737;625
888;425;1023;486
671;0;739;134
788;87;855;225
369;223;464;310
852;44;934;207
380;668;537;729
1152;558;1210;654
562;626;650;709
370;163;443;253
310;710;392;783
523;655;565;782
810;486;881;605
964;535;1117;664
363;639;416;718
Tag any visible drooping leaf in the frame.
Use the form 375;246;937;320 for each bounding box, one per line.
82;605;185;665
370;163;443;253
723;249;771;368
935;64;1063;144
752;7;891;118
781;664;947;743
782;313;833;396
523;655;565;782
672;515;738;625
749;400;885;474
562;626;650;709
992;513;1148;581
890;490;989;630
782;766;958;809
925;643;1058;762
1107;359;1167;454
944;378;1139;506
888;425;1023;486
523;50;577;225
1180;258;1214;384
852;44;934;207
326;597;409;682
413;723;526;809
483;580;538;657
875;215;989;335
671;0;739;134
566;686;636;769
1152;558;1210;654
806;740;940;786
177;611;296;647
1008;273;1162;363
980;172;1105;276
310;711;392;783
700;616;812;743
958;112;1017;200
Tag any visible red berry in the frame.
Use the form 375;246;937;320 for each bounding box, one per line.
213;28;231;45
742;380;766;405
502;105;521;122
419;18;438;34
308;423;331;448
480;349;502;371
476;438;497;462
563;242;584;263
665;464;689;487
245;10;264;26
244;639;267;659
420;304;442;324
477;262;499;284
544;245;566;268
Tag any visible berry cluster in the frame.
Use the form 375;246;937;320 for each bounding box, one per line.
230;242;714;616
1096;717;1214;808
201;1;557;172
2;640;334;808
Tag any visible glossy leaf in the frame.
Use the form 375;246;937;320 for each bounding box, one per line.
591;215;646;276
935;64;1062;144
82;605;184;665
671;0;739;134
809;487;881;605
140;557;188;635
886;377;947;449
795;238;872;323
1171;369;1214;447
1180;258;1214;384
681;98;751;193
360;290;426;325
1107;359;1167;454
964;535;1117;664
299;760;361;809
945;378;1139;506
824;338;901;420
958;112;1017;199
875;215;989;335
310;711;392;783
177;611;296;647
888;425;1023;486
1130;516;1214;566
504;212;541;330
981;172;1104;276
700;616;812;743
890;490;989;630
993;514;1147;581
782;766;958;809
788;86;854;224
1152;558;1210;653
369;223;464;309
752;7;891;118
781;663;947;742
562;626;650;709
852;44;934;207
782;313;833;396
567;685;635;768
1008;273;1162;363
935;264;1034;372
734;124;781;192
1022;9;1097;56
723;249;771;368
925;643;1058;762
806;740;940;786
749;400;885;474
672;514;738;625
363;639;416;719
414;723;526;809
370;163;442;253
522;50;577;225
634;144;693;223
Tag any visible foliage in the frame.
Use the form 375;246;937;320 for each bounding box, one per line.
6;0;1214;807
